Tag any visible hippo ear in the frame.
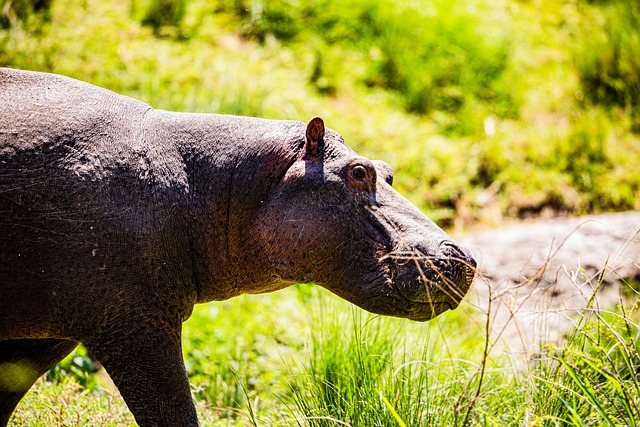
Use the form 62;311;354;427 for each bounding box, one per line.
305;117;325;157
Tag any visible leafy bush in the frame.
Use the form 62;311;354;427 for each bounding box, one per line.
212;0;516;126
215;0;303;42
0;0;52;28
46;345;99;390
359;2;513;119
315;0;516;124
133;0;186;37
574;0;640;127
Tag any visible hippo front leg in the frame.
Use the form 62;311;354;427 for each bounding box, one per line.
85;318;198;427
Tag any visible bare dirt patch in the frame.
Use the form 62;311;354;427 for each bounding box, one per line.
456;211;640;357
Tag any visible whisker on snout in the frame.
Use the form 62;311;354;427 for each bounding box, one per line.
417;256;470;304
382;248;475;304
380;250;425;264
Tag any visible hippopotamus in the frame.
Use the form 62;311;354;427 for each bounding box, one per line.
0;68;476;426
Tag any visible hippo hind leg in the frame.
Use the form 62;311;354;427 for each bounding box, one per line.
0;338;78;426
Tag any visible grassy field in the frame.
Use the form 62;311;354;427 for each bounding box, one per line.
9;281;640;426
2;0;640;425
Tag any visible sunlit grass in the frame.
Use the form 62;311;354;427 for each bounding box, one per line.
574;0;640;125
12;275;639;426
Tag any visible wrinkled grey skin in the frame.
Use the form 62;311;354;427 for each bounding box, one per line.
0;68;476;426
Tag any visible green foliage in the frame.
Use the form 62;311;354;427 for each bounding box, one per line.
46;345;99;390
361;2;514;120
308;50;337;96
574;0;640;126
1;0;638;224
216;0;303;42
181;288;308;422
213;0;515;123
556;111;610;193
10;379;136;426
285;282;640;427
0;0;52;28
287;299;490;426
137;0;187;37
531;302;640;425
19;279;640;426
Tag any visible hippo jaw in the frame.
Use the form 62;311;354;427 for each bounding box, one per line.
327;198;477;322
318;240;476;322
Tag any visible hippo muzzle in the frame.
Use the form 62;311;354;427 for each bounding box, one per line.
388;239;476;320
352;170;477;321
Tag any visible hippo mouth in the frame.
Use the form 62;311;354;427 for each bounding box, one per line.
383;246;476;321
390;298;454;322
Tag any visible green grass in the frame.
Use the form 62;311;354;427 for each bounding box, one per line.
181;288;310;422
285;281;640;427
574;0;640;128
285;301;488;427
8;379;134;426
11;280;640;426
528;304;640;425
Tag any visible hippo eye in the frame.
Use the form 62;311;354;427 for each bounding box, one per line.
352;165;367;180
345;160;376;192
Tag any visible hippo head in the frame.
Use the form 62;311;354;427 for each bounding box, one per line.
255;117;476;321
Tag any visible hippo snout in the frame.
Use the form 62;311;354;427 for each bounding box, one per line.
390;240;476;320
437;240;477;291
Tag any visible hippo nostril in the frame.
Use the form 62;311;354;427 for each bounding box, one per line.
464;264;475;287
464;251;477;269
440;241;468;260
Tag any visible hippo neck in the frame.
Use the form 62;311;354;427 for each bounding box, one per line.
150;111;304;302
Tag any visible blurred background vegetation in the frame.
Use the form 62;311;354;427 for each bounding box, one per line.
2;1;640;426
2;0;638;229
